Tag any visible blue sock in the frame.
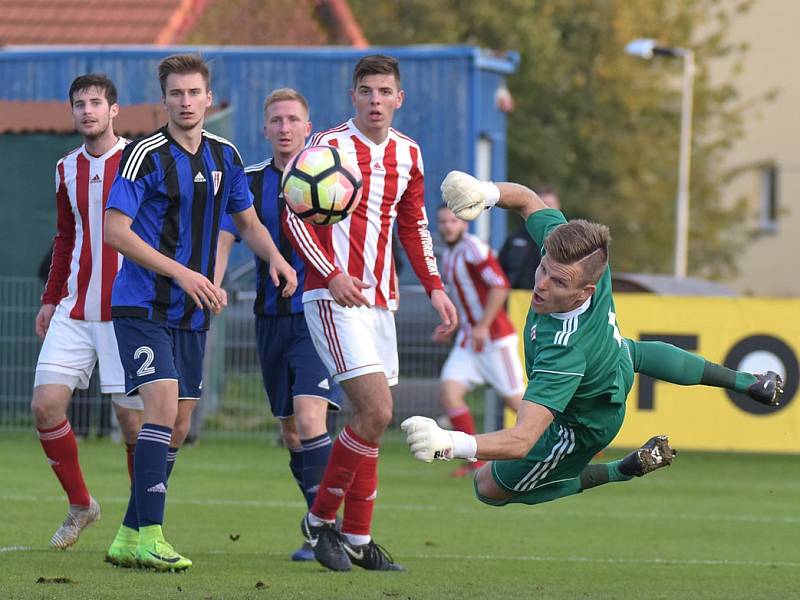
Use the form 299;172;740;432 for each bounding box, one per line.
123;445;180;531
300;433;332;508
134;423;172;528
288;447;306;506
122;483;139;530
166;447;179;480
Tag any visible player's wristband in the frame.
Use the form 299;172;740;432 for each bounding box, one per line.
479;182;500;210
449;430;478;462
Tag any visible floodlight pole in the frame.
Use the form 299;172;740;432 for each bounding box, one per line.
674;48;695;279
626;39;695;279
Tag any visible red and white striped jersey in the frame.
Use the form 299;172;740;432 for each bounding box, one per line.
285;120;443;310
441;232;516;344
41;138;127;321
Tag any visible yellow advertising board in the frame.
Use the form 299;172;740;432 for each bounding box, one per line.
508;291;800;453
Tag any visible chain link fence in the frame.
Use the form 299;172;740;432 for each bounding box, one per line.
0;278;42;431
1;277;496;439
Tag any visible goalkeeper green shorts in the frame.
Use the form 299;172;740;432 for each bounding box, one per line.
491;403;625;495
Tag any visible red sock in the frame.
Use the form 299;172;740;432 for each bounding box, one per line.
342;453;378;536
37;420;91;507
448;406;476;435
310;426;378;521
125;443;135;482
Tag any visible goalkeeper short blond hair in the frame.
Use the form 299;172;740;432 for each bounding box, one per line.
544;220;611;286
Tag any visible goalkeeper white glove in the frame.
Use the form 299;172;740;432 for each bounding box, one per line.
400;416;477;463
440;170;500;221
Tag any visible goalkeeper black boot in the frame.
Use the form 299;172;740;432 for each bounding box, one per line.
747;371;783;407
619;435;676;477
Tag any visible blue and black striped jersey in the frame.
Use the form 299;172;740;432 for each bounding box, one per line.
107;126;253;330
220;158;306;316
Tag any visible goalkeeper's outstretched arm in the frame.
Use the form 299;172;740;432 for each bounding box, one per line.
440;170;550;221
495;182;549;221
402;401;553;463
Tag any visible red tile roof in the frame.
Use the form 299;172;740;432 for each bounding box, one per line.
0;0;366;47
186;0;367;46
0;100;219;137
0;0;211;46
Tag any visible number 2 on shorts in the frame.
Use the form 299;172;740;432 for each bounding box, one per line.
134;345;156;377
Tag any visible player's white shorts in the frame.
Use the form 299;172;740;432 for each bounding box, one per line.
35;308;142;409
441;333;525;398
304;300;399;386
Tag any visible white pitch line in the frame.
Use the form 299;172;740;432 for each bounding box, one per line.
414;554;800;569
640;479;800;493
0;546;32;553
3;544;793;568
2;494;799;525
526;508;800;525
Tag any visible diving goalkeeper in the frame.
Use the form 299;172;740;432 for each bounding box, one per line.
402;172;783;507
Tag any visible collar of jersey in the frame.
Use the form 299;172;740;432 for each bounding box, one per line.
347;118;390;148
549;296;591;321
81;136;126;162
162;125;206;158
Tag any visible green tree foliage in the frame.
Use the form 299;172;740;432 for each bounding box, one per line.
349;0;765;276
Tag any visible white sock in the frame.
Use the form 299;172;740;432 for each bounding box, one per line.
343;532;371;546
308;512;335;527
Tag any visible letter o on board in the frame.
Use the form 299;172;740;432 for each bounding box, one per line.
724;335;797;415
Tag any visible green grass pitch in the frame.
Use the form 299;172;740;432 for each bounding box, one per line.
1;433;798;599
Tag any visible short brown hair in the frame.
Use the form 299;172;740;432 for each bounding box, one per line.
352;54;400;88
263;88;309;116
158;54;210;95
69;74;118;107
543;219;611;285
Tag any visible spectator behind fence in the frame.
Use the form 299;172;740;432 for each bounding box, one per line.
497;186;560;290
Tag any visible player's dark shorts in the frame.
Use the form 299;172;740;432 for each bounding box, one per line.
491;401;626;498
113;317;206;399
255;313;341;418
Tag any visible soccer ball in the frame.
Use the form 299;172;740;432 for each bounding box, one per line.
282;145;363;225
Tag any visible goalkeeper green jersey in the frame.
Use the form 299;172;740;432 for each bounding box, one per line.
522;209;634;430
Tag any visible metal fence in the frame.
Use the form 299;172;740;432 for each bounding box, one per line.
0;277;42;431
1;277;492;439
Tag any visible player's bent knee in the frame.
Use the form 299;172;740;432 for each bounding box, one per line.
375;403;393;429
355;401;392;430
440;381;467;409
171;422;190;447
475;490;510;507
473;470;510;507
113;405;143;444
280;424;301;449
170;404;196;447
30;395;48;420
472;462;512;507
292;405;327;439
30;385;71;426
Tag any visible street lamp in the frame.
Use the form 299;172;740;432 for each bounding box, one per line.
626;38;695;279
